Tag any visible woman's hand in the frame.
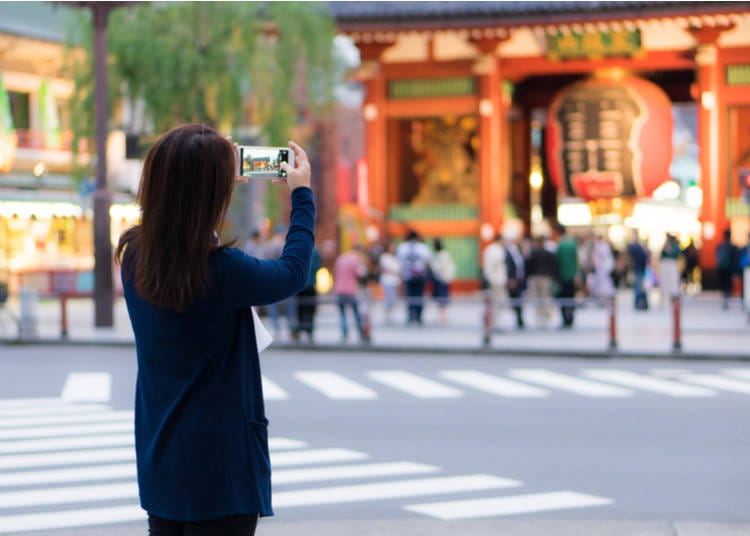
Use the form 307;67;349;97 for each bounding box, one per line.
278;141;311;191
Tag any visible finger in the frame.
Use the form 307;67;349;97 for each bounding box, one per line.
271;178;287;185
288;140;308;165
235;176;248;184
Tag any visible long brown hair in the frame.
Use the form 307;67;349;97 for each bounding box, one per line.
116;124;237;312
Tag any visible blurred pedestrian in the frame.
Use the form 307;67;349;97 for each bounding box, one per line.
397;230;432;325
264;225;297;338
589;233;615;301
716;229;740;310
505;234;526;329
116;125;313;534
681;239;700;292
555;225;579;328
660;233;682;300
482;234;508;326
430;238;456;324
378;242;402;324
293;245;321;343
627;233;650;310
243;229;264;258
741;234;750;310
525;236;557;327
333;246;368;342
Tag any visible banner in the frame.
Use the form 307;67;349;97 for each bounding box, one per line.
0;75;17;173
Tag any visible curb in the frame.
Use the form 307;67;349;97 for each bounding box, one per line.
2;338;749;362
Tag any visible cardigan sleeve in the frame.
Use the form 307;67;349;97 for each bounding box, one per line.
210;187;315;310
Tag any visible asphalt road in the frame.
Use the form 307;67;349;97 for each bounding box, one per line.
0;346;748;535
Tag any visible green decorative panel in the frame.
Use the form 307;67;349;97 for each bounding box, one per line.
726;65;750;86
388;204;478;221
389;77;477;99
440;236;479;280
726;197;750;217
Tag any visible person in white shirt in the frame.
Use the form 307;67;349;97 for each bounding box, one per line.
430;238;457;324
378;242;402;324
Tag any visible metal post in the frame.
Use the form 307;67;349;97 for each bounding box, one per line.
672;295;682;352
60;294;69;340
93;4;113;327
482;291;493;347
608;295;617;350
18;287;38;341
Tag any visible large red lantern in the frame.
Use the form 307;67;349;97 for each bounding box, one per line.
546;74;673;202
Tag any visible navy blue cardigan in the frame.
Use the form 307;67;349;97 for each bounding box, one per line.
123;187;314;521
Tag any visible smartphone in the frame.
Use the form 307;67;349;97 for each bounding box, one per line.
237;145;294;179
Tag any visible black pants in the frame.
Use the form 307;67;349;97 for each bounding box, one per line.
558;279;576;326
404;278;426;323
509;285;524;327
148;513;258;536
296;284;317;334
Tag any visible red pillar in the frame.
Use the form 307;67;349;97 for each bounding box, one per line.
692;25;733;273
356;42;393;238
473;40;507;249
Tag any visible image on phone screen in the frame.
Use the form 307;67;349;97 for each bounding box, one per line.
238;146;291;179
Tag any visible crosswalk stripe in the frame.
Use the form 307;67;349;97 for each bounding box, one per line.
271;448;369;467
0;504;145;534
273;462;440;485
722;369;750;381
678;374;750;394
508;370;632;397
0;421;133;440
0;433;133;454
274;474;522;508
0;410;134;429
61;373;112;403
0;398;66;409
269;438;307;450
649;369;691;378
262;376;290;400
439;370;548;398
0;447;135;470
295;371;378;399
0;481;138;509
0;404;109;417
367;371;463;399
583;370;716;397
404;490;613;520
0;463;136;488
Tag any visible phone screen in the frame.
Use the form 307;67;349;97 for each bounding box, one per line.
238;146;291;179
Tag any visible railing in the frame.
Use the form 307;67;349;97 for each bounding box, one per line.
1;289;747;356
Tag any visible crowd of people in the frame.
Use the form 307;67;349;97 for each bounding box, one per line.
248;225;750;341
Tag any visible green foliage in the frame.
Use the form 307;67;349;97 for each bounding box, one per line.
66;1;337;146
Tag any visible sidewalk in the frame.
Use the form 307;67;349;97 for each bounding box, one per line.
16;519;750;536
0;290;748;360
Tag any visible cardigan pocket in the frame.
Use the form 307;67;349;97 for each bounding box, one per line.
247;419;271;479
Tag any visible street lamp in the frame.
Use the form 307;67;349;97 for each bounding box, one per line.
66;1;128;327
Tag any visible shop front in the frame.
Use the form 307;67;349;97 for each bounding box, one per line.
0;192;139;295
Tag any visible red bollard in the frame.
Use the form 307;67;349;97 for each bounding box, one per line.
672;295;682;351
60;294;69;340
608;296;617;350
482;292;493;347
359;291;372;344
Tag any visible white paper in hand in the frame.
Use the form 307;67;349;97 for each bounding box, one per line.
252;307;273;353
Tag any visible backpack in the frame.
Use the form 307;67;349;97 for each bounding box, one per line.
403;243;428;281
